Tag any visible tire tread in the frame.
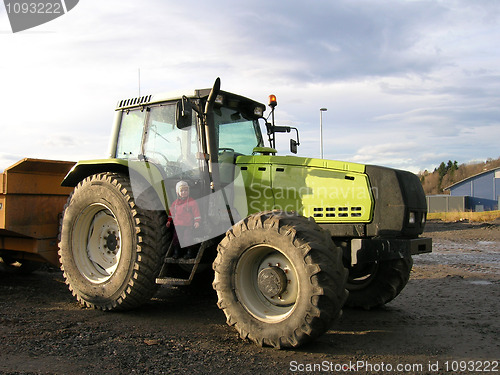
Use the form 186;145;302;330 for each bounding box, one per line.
59;172;167;311
213;210;348;348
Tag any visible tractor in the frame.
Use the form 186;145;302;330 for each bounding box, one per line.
55;78;431;348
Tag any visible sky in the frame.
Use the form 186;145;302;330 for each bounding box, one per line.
1;0;499;173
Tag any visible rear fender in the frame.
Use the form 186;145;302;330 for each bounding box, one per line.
61;159;129;187
61;159;169;211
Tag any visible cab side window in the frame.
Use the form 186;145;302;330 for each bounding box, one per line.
143;104;200;178
115;109;146;159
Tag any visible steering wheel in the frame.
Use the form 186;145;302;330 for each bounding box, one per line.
145;151;169;165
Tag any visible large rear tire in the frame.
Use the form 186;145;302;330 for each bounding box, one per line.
345;256;413;309
59;172;166;310
213;211;348;348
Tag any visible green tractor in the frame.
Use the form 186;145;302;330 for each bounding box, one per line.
58;78;431;348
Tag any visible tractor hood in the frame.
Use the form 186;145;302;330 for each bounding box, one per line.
235;154;373;224
235;154;427;238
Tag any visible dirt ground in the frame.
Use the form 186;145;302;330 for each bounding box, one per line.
0;220;499;375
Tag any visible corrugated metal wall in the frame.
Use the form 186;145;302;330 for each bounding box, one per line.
426;195;469;213
443;168;500;211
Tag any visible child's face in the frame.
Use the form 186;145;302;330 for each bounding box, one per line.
178;186;189;198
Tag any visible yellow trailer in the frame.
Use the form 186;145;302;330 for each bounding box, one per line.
0;158;75;267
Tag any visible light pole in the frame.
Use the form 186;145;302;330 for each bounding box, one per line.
320;108;327;159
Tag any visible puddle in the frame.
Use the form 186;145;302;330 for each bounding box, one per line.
431;239;499;253
413;239;500;275
467;280;494;285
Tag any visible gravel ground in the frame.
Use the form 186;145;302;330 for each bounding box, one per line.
0;220;499;375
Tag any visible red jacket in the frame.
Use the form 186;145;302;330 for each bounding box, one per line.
167;197;201;227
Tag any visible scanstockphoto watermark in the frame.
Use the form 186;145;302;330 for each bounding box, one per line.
289;359;499;373
3;0;79;33
289;360;427;373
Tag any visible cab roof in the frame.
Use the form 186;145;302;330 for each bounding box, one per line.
115;89;265;112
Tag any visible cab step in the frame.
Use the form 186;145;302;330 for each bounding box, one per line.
155;277;191;285
156;240;209;286
164;257;197;264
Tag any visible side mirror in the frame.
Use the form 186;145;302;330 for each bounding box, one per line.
290;139;298;154
176;96;192;129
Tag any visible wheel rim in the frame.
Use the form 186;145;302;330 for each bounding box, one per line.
347;261;378;291
235;245;299;322
72;203;122;284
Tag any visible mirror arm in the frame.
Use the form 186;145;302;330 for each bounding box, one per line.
272;126;291;133
263;119;275;149
181;95;188;117
292;127;300;146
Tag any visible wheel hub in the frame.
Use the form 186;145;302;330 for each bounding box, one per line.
235;246;298;321
105;232;118;253
257;266;288;299
73;205;121;284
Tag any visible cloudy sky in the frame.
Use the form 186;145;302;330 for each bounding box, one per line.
1;0;499;173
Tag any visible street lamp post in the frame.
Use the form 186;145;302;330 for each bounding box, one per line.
320;108;327;159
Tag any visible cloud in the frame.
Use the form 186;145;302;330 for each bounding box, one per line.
221;0;450;82
0;0;499;175
42;135;78;148
0;154;25;173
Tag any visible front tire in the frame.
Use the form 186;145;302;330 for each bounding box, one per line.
59;172;166;310
213;211;348;348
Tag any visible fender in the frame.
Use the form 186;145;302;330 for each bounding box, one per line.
61;158;129;187
61;158;169;211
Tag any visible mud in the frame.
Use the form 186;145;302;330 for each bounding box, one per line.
0;220;499;374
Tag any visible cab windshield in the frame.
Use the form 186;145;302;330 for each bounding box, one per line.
214;106;263;155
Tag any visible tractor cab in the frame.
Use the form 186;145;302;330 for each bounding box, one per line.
105;81;276;247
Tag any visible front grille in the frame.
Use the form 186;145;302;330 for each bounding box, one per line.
312;206;363;218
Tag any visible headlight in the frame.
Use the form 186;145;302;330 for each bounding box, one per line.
254;107;264;117
409;212;416;224
215;94;224;105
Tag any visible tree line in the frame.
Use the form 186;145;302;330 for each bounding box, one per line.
418;157;500;195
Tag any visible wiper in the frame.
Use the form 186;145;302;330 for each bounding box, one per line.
149;125;171;144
